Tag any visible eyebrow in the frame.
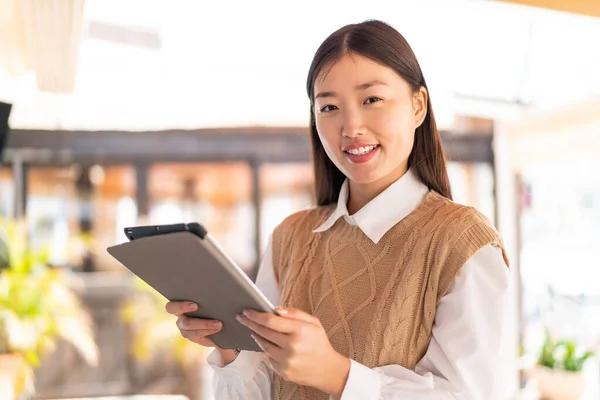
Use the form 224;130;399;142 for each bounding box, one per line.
314;80;389;100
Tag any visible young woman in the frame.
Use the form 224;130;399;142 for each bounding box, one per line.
166;19;510;400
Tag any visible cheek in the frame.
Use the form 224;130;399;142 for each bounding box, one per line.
315;119;340;154
375;113;415;151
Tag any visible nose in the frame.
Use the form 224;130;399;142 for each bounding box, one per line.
341;107;365;138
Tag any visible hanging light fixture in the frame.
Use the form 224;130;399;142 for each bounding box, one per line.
0;0;86;93
0;0;30;75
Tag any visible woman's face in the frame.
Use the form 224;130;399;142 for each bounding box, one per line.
313;53;427;188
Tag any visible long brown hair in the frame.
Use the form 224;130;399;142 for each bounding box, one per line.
306;20;452;206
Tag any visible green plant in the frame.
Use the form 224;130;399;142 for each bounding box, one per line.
538;328;595;372
121;278;205;399
0;218;98;375
121;278;204;366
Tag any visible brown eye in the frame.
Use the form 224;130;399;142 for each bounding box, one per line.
364;97;382;105
320;105;338;113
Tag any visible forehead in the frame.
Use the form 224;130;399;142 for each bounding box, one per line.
315;53;400;89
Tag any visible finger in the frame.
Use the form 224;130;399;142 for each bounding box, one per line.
241;310;299;334
165;301;198;316
180;328;221;343
237;314;287;346
252;333;284;360
275;307;320;326
177;316;222;331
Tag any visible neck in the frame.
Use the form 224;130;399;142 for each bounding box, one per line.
347;166;409;215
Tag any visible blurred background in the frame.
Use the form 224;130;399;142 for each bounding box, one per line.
0;0;599;399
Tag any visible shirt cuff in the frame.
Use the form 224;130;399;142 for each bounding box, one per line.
206;349;265;383
338;359;382;400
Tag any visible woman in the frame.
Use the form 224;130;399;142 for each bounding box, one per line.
166;19;510;399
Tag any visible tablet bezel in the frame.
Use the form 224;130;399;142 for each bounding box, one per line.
108;222;276;351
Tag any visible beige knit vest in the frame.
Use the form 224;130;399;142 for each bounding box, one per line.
270;191;509;400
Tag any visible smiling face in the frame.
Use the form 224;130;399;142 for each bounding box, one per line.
313;53;427;193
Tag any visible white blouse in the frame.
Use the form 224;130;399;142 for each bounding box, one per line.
207;169;510;400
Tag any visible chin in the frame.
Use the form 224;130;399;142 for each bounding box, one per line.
343;169;383;185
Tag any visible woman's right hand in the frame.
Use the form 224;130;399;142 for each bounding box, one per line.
166;301;239;365
165;301;223;348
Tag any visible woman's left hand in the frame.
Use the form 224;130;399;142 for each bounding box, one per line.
237;307;350;397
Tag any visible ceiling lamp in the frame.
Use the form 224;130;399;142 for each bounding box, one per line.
0;0;86;93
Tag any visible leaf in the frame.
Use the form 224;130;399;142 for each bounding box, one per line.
13;357;33;396
122;277;203;367
23;350;40;367
0;218;98;369
537;327;558;368
538;326;596;372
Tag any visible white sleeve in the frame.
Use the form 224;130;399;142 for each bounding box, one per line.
206;234;280;399
337;244;511;400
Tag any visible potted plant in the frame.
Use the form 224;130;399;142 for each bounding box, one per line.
0;218;98;399
121;278;205;400
530;328;595;400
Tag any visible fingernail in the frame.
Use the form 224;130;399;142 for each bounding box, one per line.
236;314;244;322
275;307;288;315
212;321;222;327
187;302;197;310
243;310;251;317
251;334;264;350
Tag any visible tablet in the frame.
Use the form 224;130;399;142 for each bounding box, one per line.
107;222;275;352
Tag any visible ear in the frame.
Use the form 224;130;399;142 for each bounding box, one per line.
413;87;428;129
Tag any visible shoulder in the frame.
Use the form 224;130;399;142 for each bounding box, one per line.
274;204;335;239
427;191;500;240
422;193;510;298
426;191;509;267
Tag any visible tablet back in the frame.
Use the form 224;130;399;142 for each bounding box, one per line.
107;231;273;351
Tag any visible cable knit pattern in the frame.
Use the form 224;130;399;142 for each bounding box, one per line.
271;191;509;400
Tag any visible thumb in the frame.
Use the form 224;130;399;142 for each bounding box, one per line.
275;306;320;326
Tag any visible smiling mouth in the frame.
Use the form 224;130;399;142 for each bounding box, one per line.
343;144;380;156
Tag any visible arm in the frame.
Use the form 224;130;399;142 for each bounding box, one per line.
206;234;280;399
337;244;510;400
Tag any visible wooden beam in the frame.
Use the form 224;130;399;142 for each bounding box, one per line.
249;158;262;282
11;154;27;219
135;163;150;217
4;127;494;165
441;132;494;164
503;98;600;139
496;0;600;18
4;128;311;165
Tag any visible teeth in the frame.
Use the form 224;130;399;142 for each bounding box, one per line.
347;145;377;155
